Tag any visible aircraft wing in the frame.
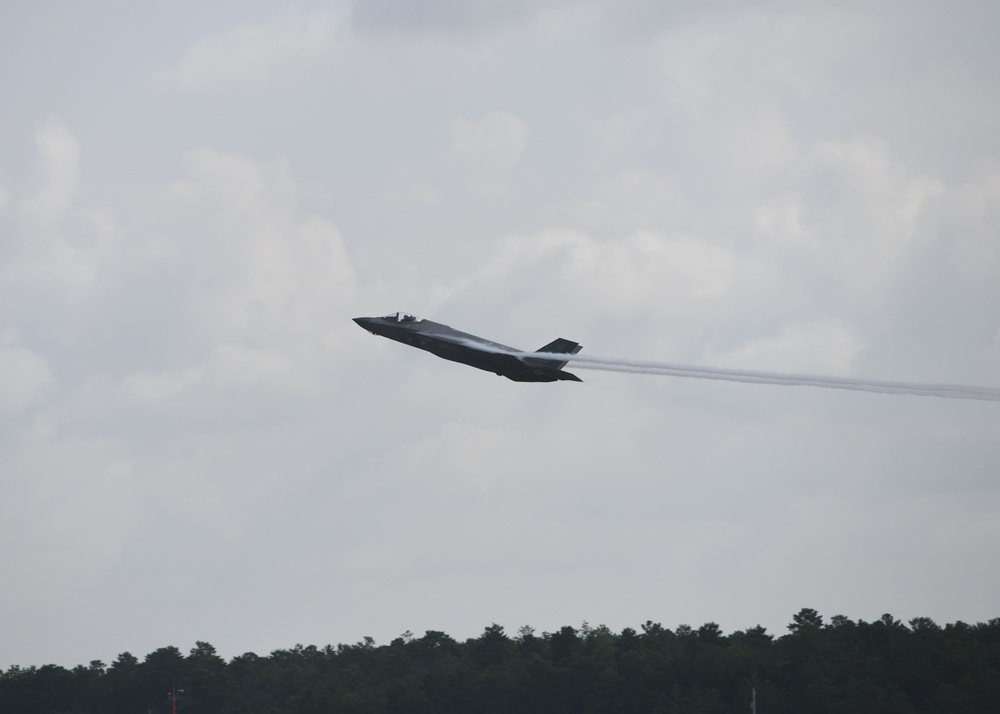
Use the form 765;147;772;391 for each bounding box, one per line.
429;331;518;354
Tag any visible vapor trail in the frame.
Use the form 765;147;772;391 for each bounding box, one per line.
529;352;1000;401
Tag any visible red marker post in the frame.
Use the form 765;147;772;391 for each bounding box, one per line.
168;685;183;714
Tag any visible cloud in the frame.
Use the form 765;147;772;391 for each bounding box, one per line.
0;121;363;641
2;118;104;303
879;166;1000;381
21;117;80;231
381;166;442;209
581;112;644;159
654;5;876;184
352;0;553;35
0;333;55;417
122;342;321;408
475;229;736;310
0;427;141;606
657;5;875;115
433;227;760;363
439;112;527;200
844;60;1000;173
705;318;867;375
572;169;685;233
161;148;356;342
920;168;1000;283
754;135;945;301
161;11;338;88
440;111;527;173
0;406;143;611
376;112;527;214
57;145;362;464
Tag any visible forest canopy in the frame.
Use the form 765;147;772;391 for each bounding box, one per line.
3;609;999;713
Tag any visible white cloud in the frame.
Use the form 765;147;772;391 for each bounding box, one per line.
161;11;339;88
2;118;109;303
439;111;527;200
21;116;80;231
352;0;566;35
122;342;321;408
755;135;945;300
0;431;141;606
85;145;361;441
705;318;867;375
463;228;739;331
657;5;875;115
921;168;1000;283
563;230;736;305
377;112;526;214
381;166;442;209
654;5;876;184
846;61;1000;151
165;148;356;341
573;169;685;232
0;333;55;416
442;112;527;173
582;112;644;159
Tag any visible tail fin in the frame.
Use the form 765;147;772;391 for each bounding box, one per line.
527;338;582;369
536;338;582;355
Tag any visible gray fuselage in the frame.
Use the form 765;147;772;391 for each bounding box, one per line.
353;313;582;382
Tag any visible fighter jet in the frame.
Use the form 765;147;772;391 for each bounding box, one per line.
353;312;583;382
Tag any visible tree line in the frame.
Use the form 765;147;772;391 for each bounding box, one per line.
2;609;999;713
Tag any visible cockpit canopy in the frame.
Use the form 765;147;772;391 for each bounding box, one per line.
382;312;423;323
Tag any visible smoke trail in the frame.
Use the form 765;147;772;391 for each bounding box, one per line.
528;352;1000;401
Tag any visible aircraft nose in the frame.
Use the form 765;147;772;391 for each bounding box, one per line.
354;317;380;333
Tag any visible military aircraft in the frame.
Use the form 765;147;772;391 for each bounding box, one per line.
353;312;583;382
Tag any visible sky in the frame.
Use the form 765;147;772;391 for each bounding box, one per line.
2;0;999;669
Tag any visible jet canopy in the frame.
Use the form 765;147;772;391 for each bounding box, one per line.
383;312;423;323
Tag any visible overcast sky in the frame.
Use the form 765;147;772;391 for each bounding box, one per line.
2;0;1000;669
